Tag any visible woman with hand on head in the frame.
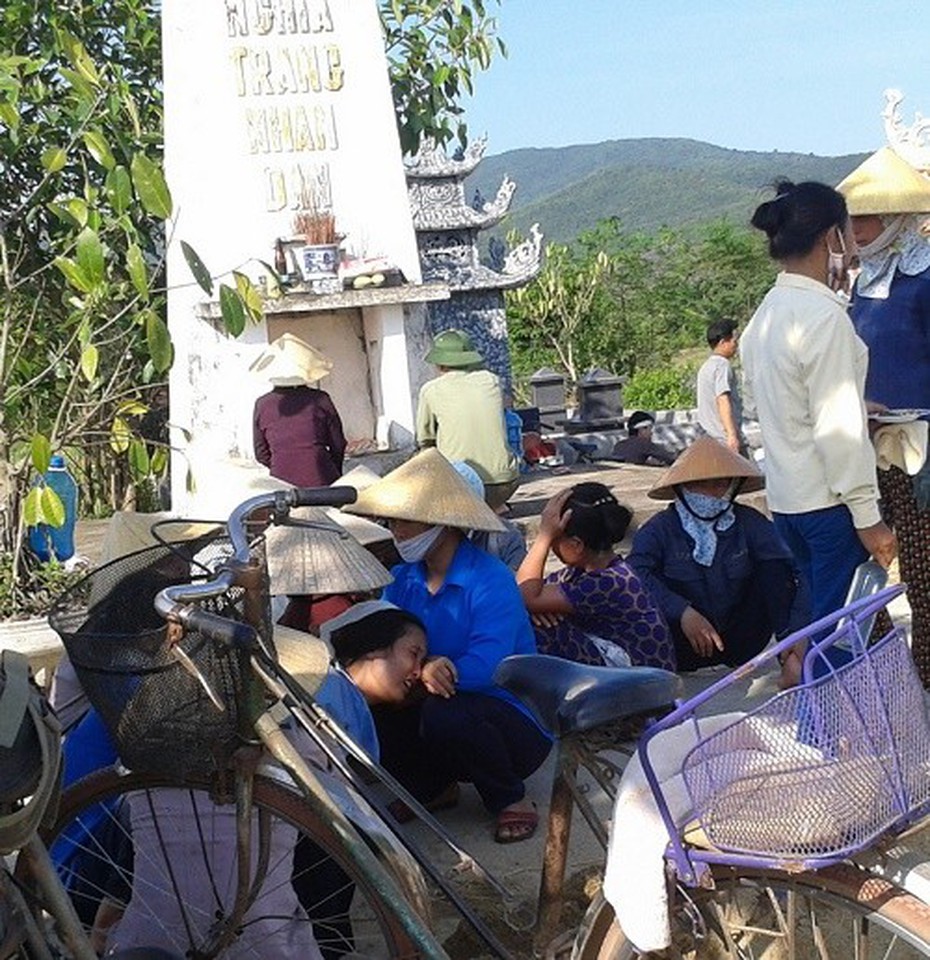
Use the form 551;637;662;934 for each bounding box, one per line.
343;449;551;844
516;482;675;670
741;180;896;627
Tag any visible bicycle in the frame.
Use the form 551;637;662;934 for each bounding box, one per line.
37;484;930;959
0;648;184;959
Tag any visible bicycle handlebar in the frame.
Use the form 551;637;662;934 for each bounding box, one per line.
155;483;359;626
293;485;357;508
180;607;258;649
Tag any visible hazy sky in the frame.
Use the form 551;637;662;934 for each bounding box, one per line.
464;1;930;157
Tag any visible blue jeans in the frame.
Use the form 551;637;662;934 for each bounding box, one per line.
773;506;868;624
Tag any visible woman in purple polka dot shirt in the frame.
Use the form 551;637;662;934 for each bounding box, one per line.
516;482;675;670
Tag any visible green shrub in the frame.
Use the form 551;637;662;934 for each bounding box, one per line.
624;364;697;411
0;552;84;620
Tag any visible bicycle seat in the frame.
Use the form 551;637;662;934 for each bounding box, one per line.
493;654;681;737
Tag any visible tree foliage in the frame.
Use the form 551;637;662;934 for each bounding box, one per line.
507;218;776;400
380;0;505;154
0;0;170;587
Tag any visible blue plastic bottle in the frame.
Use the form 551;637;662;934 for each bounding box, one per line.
28;455;78;562
504;408;526;473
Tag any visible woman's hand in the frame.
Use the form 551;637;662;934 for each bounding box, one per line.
531;610;564;629
538;488;572;541
857;521;897;568
680;606;725;659
421;656;457;699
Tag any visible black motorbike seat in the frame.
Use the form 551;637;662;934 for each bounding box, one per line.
493;654;681;738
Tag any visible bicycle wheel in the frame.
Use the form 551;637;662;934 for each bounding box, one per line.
40;765;422;960
576;863;930;959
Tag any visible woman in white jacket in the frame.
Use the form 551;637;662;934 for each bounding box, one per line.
740;180;896;642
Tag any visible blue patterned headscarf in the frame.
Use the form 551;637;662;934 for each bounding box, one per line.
674;489;735;566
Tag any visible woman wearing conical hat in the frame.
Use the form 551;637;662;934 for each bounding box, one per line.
627;438;809;684
251;333;346;487
838;143;930;686
344;448;551;844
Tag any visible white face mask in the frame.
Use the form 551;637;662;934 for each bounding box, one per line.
394;524;444;563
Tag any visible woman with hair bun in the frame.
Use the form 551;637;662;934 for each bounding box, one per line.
740;180;896;628
517;482;674;669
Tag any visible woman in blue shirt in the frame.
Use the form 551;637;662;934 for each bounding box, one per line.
839;144;930;688
345;448;551;844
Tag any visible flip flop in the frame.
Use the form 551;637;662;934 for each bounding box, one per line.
494;803;538;844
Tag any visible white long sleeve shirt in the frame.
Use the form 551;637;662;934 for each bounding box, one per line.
740;272;880;529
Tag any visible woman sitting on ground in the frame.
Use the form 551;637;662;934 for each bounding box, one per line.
516;482;675;670
344;448;552;845
626;437;809;683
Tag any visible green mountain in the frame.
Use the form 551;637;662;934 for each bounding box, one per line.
465;138;868;243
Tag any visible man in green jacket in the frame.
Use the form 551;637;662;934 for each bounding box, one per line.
416;329;519;510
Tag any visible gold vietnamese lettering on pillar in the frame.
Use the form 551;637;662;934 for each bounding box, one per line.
313;104;338;150
253;0;275;35
303;0;334;33
249;49;276;95
264;166;288;210
226;1;342;212
324;44;343;91
294;44;323;93
224;0;334;38
230;47;248;96
225;1;249;37
246;107;270;154
247;105;337;155
268;107;295;152
276;48;300;94
291;161;332;210
231;44;338;97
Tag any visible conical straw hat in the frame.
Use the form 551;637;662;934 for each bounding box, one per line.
648;436;764;500
272;624;330;695
265;508;393;594
344;448;505;532
837;147;930;216
249;332;333;386
324;466;391;546
99;512;223;564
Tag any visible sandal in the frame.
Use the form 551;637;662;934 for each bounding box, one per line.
388;782;460;824
494;803;538;844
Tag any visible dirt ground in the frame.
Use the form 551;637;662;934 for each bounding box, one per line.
72;458;919;959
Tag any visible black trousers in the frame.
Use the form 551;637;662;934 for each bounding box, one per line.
373;691;551;813
672;559;799;672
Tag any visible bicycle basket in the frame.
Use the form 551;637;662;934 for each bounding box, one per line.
681;625;930;860
49;536;262;779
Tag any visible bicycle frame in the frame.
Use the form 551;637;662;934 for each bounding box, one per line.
154;487;450;959
153;488;653;960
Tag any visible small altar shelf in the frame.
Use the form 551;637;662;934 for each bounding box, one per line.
195;281;450;320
